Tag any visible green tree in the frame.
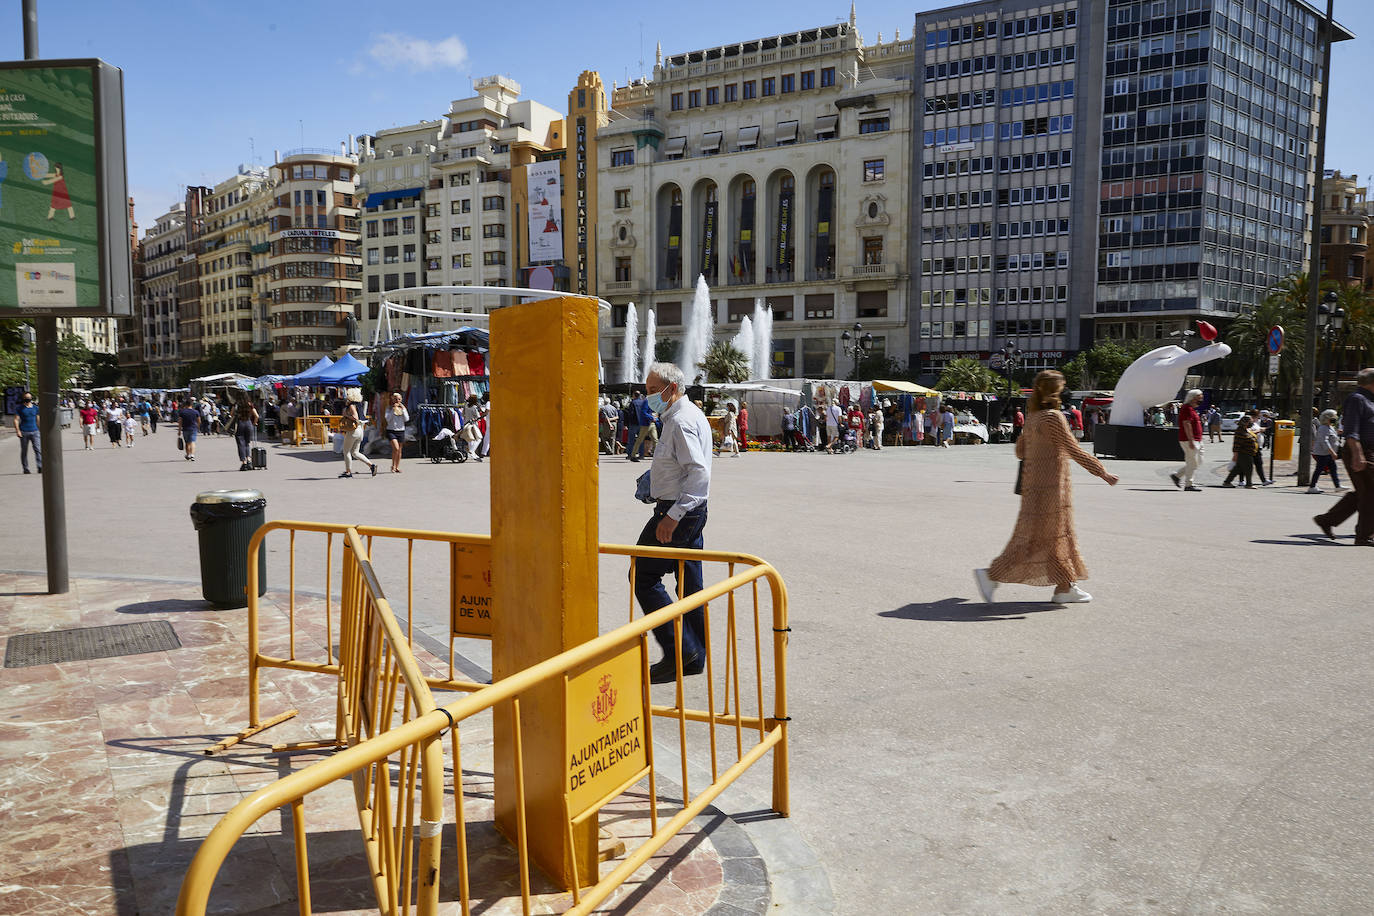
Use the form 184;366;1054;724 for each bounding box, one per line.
935;357;1000;392
180;343;263;386
1333;284;1374;366
653;338;679;364
1225;274;1321;409
698;341;750;383
1059;339;1155;390
854;353;909;382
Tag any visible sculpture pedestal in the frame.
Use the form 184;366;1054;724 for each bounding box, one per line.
1093;424;1184;461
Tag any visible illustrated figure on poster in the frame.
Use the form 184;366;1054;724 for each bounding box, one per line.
41;162;75;220
0;152;7;212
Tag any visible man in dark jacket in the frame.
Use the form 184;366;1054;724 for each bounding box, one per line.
1315;367;1374;544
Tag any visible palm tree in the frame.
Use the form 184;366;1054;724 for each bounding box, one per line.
1225;271;1333;412
935;357;1000;392
698;341;749;383
1334;284;1373;365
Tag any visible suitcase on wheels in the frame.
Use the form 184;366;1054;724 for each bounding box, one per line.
251;447;267;469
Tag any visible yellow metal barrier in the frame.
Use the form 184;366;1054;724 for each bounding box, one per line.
180;528;444;914
207;520;780;758
181;526;790;915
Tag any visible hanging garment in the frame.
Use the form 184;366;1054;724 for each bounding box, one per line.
432;350;455;378
468;352;486;375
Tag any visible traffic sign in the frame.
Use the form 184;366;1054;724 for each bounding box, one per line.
1268;354;1281;375
1266;326;1284;354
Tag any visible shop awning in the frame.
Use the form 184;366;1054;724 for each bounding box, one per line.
872;379;938;395
701;131;722;153
815;114;838;136
775;120;798;143
362;187;424;208
664;136;687;157
737;125;760;148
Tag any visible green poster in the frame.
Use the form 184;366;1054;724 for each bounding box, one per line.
0;65;101;312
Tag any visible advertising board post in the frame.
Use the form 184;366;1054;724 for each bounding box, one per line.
3;7;132;592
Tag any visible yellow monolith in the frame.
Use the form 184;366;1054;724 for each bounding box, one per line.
489;294;600;887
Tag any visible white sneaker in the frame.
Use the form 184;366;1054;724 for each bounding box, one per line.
1306;487;1323;494
973;568;997;604
1051;585;1092;603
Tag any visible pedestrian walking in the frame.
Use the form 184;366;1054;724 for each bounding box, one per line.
136;398;151;436
1011;406;1025;444
1307;409;1344;494
871;403;885;450
13;391;41;474
940;405;955;447
1206;405;1223;443
384;392;409;473
632;362;713;684
722;403;740;457
148;399;159;434
461;394;484;462
337;394;374;478
104;401;125;447
122;410;138;447
630;390;658;461
232;397;259;471
178;400;201;461
1247;410;1273;486
974;370;1119;605
1314;367;1374;544
737;401;749;452
1170;389;1206;492
825;400;841;452
78;400;98;450
1221;416;1259;487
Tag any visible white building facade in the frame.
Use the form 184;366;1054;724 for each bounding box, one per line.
595;18;915;381
140;204;186;385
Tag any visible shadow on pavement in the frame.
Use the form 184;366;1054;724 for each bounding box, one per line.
116;598;212;615
1251;535;1348;547
880;598;1061;622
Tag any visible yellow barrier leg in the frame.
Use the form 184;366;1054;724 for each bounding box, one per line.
490;295;601;889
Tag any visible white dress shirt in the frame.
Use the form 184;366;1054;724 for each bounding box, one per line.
649;396;712;520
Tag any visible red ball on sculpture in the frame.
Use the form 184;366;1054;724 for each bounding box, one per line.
1197;320;1218;341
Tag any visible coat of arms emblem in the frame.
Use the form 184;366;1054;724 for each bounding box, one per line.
590;674;617;725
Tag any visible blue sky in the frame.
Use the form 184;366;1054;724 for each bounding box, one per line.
4;1;1372;234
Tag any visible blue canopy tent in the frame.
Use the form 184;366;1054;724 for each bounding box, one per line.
288;356;334;387
315;352;370;386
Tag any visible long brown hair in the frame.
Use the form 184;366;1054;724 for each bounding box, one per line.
1027;370;1065;412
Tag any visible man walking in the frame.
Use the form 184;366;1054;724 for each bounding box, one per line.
1314;367;1374;545
1171;389;1205;491
178;400;201;462
631;388;659;461
1206;405;1223;443
13;391;41;474
633;362;713;683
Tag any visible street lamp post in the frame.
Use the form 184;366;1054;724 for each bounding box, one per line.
1298;0;1339;487
1317;291;1345;409
841;321;873;380
996;342;1022;399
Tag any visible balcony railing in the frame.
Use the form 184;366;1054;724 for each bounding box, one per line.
850;262;900;277
602;280;634;291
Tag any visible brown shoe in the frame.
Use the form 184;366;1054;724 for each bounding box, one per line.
1314;517;1336;540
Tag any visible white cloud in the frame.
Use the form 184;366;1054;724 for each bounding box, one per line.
366;33;469;71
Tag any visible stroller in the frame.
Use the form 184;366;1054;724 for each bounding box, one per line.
833;425;859;454
429;429;469;464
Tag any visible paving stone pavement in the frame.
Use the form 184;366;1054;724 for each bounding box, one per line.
4;426;1372;913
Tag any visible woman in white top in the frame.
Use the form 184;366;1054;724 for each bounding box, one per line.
103;402;125;447
722;403;740;457
1308;409;1344;494
385;392;409;473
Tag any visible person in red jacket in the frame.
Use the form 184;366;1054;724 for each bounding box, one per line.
1170;389;1205;491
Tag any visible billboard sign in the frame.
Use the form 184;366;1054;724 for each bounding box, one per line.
526;160;563;263
0;59;131;316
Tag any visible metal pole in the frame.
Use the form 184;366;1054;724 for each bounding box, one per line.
1298;0;1336;488
22;0;68;594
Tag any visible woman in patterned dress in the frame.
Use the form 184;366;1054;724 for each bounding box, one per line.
974;370;1119;604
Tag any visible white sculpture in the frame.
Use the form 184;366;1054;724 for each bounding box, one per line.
1111;339;1232;427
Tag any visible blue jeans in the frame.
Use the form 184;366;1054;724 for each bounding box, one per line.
19;430;41;471
1314;453;1342;488
633;501;707;662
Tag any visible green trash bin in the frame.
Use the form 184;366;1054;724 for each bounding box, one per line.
191;489;267;608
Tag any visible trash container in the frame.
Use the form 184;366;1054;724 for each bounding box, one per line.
191;489;267;608
1272;419;1295;461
